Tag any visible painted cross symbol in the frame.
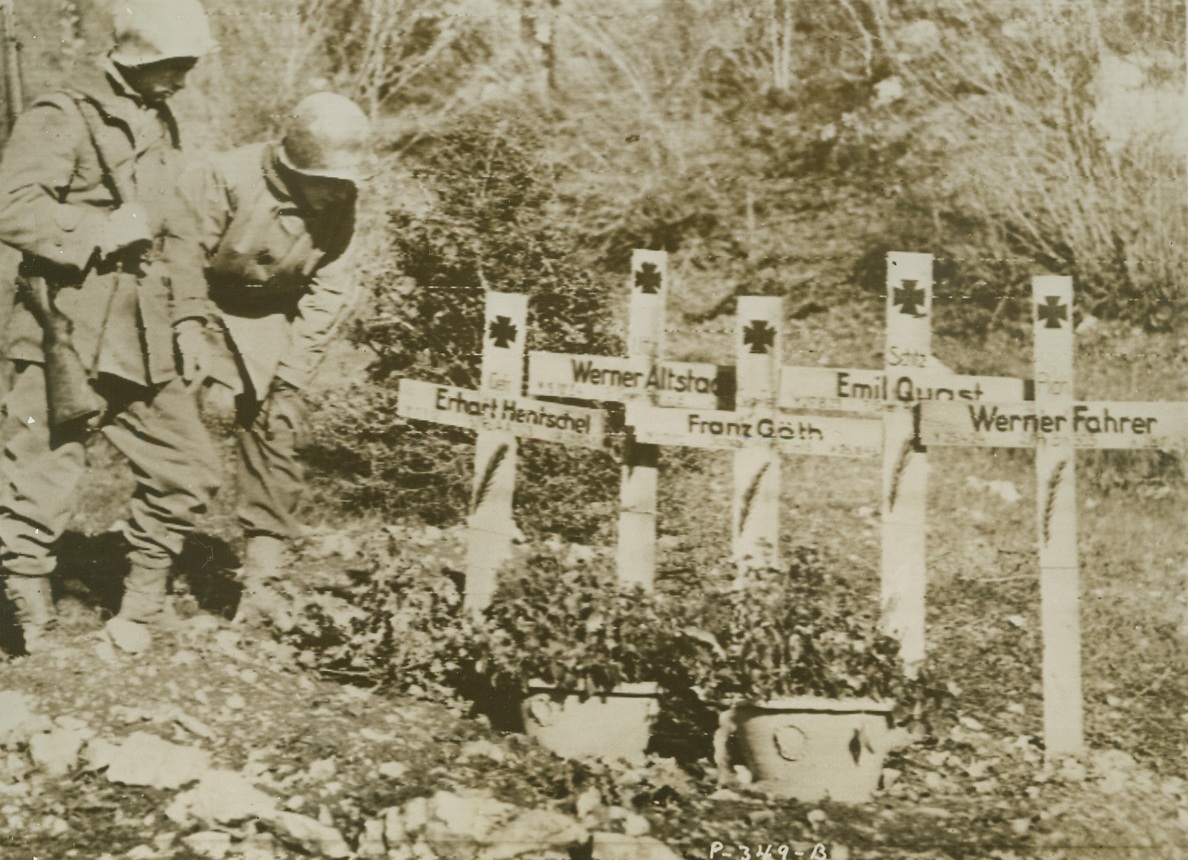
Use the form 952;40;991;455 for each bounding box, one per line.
1037;295;1068;329
634;262;662;294
743;320;775;354
893;279;926;317
489;315;518;348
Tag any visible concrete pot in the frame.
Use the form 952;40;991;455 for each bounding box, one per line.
521;682;660;763
730;696;895;803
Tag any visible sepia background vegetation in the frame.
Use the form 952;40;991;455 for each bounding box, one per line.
2;2;1187;856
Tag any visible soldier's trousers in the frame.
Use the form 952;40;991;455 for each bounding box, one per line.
235;388;303;540
0;362;220;577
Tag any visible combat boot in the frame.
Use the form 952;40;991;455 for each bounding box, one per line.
105;564;187;653
4;575;59;655
115;564;170;623
234;535;295;631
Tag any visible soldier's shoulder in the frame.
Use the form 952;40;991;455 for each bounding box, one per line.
214;142;267;172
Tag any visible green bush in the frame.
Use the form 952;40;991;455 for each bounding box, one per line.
307;114;622;539
281;529;468;696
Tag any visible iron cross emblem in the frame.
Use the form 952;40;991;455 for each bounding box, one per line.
1037;296;1068;329
743;320;775;354
489;315;518;348
634;262;662;294
894;279;926;316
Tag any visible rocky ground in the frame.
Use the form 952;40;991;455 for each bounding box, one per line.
0;519;1185;860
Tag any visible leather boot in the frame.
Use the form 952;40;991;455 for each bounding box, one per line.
115;564;169;623
234;535;294;631
4;575;59;655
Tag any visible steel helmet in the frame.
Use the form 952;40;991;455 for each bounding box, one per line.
110;0;218;67
279;93;371;184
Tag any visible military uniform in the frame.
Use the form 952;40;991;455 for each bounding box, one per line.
170;141;358;540
0;60;219;580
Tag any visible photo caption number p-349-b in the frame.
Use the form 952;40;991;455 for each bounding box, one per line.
708;843;828;859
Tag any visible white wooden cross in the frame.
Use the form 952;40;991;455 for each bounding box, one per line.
778;252;1029;670
626;296;883;571
920;276;1188;759
526;250;725;589
397;291;606;611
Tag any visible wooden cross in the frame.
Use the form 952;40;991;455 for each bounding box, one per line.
920;276;1188;759
778;252;1029;670
627;296;883;571
397;291;606;611
526;250;726;589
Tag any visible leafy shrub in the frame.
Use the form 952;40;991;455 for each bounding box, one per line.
668;549;951;731
281;530;468;698
307;114;622;538
459;552;670;699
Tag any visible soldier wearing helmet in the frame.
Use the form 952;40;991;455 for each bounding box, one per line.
168;92;371;627
0;0;218;653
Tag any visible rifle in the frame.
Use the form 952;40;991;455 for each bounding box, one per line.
1;0;103;430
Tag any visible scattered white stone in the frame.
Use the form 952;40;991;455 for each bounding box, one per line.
225;694;246;711
575;786;603;820
272;810;350;858
424;790;517;843
125;845;156;859
102;731;211;789
167;769;278;826
987;481;1021;504
182;830;232;859
590;833;683;860
378;761;408;780
0;691;50;748
706;788;742;802
84;739;119;772
973;778;998;795
1057;757;1088;784
476;808;588;860
460;739;506;763
403;796;430;834
359;728;395;743
873;75;904;107
171;711;215;740
307;757;337;781
104;618;152;654
94;638;119;664
238;832;278;860
807;809;828;827
29;727;89;776
215;630;249;661
623;812;650;837
356;817;387;858
383;805;408;845
318;803;336;826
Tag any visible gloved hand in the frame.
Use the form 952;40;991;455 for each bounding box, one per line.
95;203;153;271
174;318;210;386
262;381;310;448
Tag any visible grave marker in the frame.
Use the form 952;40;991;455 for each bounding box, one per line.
778;252;1029;670
627;296;882;568
920;276;1188;759
733;297;782;569
618;249;667;590
397;292;604;611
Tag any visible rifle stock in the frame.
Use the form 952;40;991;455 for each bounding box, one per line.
3;2;102;431
18;275;103;429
